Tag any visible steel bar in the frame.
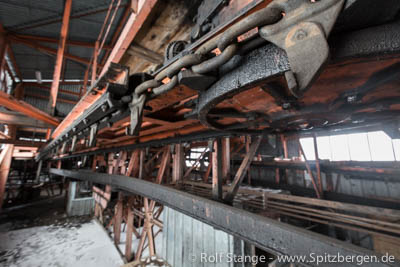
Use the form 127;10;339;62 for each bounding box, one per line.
51;131;231;160
49;168;396;266
100;0;158;77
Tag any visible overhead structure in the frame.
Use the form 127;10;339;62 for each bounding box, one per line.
1;0;400;265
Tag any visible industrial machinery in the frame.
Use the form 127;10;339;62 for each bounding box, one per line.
38;0;400;161
32;0;400;265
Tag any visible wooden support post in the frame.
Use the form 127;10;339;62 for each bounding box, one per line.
172;144;184;183
313;134;323;194
126;150;140;177
221;137;230;183
114;151;126;175
35;160;43;183
183;148;207;179
298;139;323;199
144;198;155;257
0;27;7;90
114;192;123;245
0;124;16;209
107;153;115;174
135;229;147;261
275;167;280;184
281;134;289;183
203;151;212;183
155;147;170;184
0;144;14;209
245;136;251;185
212;139;223;200
224;136;262;204
48;0;72;115
326;173;334;192
135;197;157;261
139;150;144;179
125;197;134;261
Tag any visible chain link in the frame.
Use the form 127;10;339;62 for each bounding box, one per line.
126;5;283;136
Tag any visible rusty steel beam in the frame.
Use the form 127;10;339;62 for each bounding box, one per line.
100;3;131;66
98;0;122;54
48;0;72;115
0;90;59;127
50;1;157;141
49;168;395;266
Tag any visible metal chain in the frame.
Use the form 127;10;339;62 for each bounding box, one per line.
126;5;283;136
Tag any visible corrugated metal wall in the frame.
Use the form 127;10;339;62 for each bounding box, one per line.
162;207;253;267
66;182;94;216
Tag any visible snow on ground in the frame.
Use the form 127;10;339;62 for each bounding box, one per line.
0;219;124;267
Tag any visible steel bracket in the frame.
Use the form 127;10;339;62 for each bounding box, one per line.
260;0;345;97
126;93;146;136
70;135;78;152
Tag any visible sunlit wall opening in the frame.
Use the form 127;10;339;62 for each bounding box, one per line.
300;131;399;161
